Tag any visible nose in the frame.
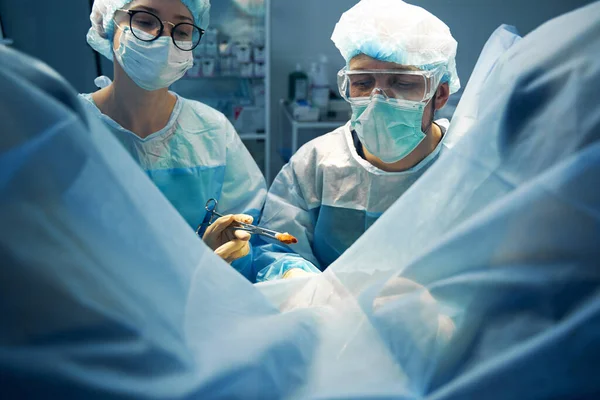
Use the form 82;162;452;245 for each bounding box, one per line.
370;87;391;99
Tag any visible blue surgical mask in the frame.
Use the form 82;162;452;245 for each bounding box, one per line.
351;96;429;163
114;27;193;91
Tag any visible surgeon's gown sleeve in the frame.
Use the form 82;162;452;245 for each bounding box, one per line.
3;6;600;397
251;156;323;282
251;120;451;283
251;122;450;283
0;45;318;399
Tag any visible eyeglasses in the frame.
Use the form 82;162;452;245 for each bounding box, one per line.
337;67;444;104
115;9;204;51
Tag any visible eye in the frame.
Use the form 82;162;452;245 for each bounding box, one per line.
131;14;159;30
390;77;416;89
353;81;368;88
394;83;418;93
350;77;374;90
174;25;195;40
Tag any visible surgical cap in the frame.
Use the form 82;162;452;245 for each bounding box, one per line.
87;0;211;61
331;0;460;94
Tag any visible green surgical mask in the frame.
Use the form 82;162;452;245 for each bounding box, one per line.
351;96;428;163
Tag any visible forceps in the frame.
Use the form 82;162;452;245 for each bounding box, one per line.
196;198;298;244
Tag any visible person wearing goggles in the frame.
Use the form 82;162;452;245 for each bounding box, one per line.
252;0;460;282
338;63;450;166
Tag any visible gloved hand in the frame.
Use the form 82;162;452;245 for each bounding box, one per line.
203;214;253;263
282;268;318;280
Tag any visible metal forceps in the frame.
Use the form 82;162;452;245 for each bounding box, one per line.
196;198;297;244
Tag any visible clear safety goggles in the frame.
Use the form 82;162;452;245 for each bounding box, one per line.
337;66;444;105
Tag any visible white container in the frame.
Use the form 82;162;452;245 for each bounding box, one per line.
240;62;253;78
253;62;266;78
253;45;266;63
205;40;218;57
235;43;252;63
233;106;266;133
187;59;202;77
292;103;320;122
201;59;216;77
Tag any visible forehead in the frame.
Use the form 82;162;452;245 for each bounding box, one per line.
349;54;420;71
127;0;193;22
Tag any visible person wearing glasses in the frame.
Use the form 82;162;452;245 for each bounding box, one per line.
252;0;460;281
80;0;267;272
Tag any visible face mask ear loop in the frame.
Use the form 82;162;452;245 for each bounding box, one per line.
112;18;126;33
111;19;124;56
423;88;438;135
421;68;445;134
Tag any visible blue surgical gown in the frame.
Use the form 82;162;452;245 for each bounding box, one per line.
79;93;267;278
252;119;449;282
0;44;317;399
259;14;600;397
3;2;600;397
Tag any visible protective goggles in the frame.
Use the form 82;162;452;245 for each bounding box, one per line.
337;66;444;105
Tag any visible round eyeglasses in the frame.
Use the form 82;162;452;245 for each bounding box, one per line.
115;9;205;51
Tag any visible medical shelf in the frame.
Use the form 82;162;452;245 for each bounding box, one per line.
279;99;347;154
171;0;272;182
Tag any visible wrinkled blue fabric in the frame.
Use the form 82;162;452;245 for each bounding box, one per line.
258;7;600;397
0;45;317;399
79;93;267;279
442;24;521;150
252;119;462;283
256;252;322;281
2;1;600;397
260;8;600;398
252;119;448;283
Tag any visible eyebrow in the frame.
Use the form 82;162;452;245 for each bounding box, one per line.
174;14;194;23
130;5;194;23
